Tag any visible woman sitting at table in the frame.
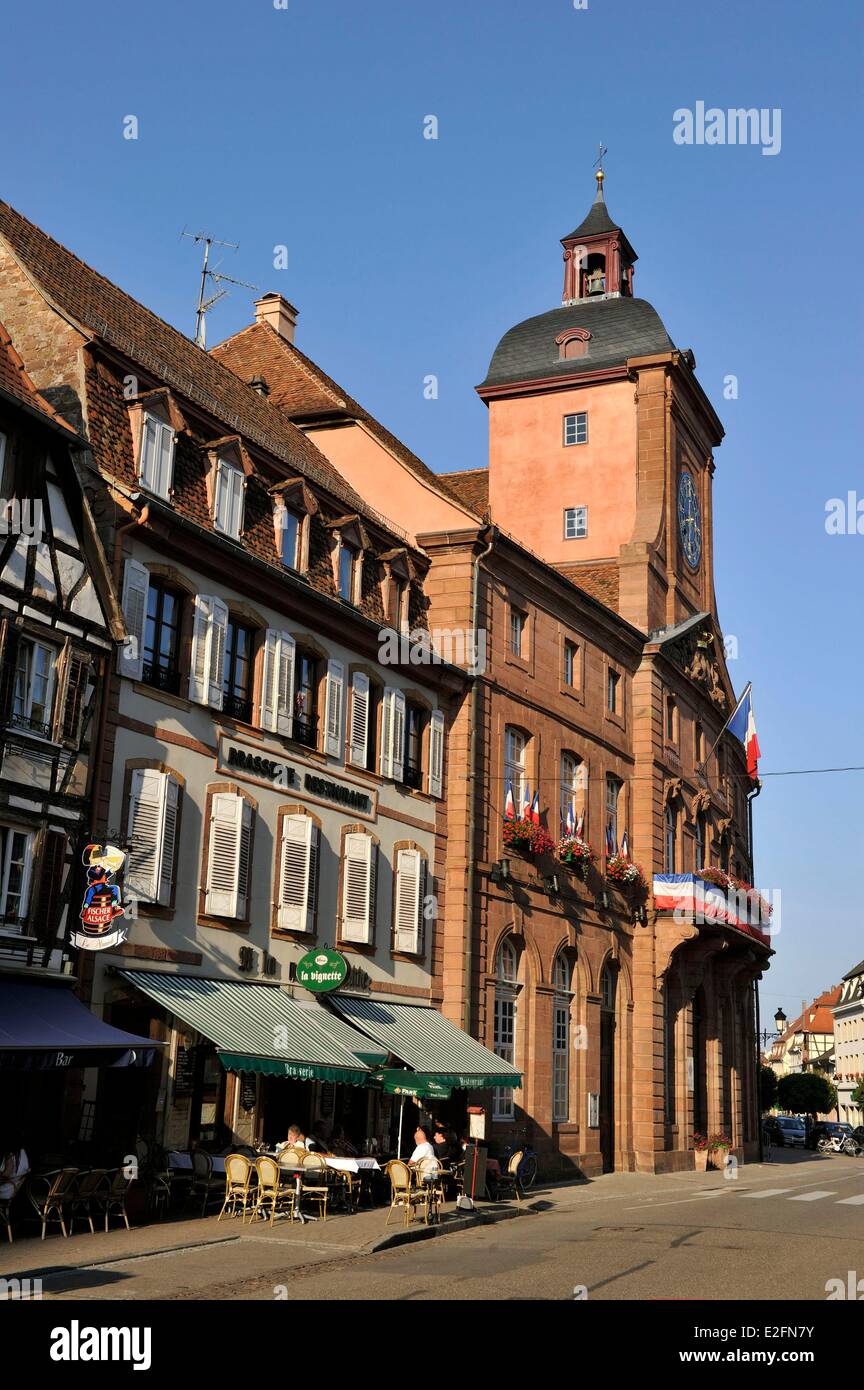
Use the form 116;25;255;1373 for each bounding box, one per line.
408;1125;435;1164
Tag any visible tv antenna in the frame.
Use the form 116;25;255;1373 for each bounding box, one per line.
181;229;258;348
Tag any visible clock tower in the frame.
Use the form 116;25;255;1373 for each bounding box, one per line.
477;172;725;636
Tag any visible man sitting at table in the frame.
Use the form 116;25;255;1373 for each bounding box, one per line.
276;1124;307;1154
408;1125;436;1164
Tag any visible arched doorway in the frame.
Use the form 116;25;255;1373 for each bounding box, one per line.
599;962;617;1172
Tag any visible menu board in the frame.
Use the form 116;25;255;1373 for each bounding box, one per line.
174;1046;195;1097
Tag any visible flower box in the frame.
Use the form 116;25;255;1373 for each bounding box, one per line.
557;835;596;878
502;816;555;858
606;855;648;891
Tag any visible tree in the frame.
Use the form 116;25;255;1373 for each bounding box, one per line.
777;1071;837;1119
851;1079;864;1112
759;1064;778;1112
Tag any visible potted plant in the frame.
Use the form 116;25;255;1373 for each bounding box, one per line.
556;834;596;880
606;854;648;892
708;1132;732;1169
691;1132;709;1171
502;816;555;859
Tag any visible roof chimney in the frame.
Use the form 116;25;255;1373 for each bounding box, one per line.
254;293;298;344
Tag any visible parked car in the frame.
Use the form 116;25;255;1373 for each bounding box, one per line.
852;1126;864;1148
765;1116;806;1148
807;1121;853;1151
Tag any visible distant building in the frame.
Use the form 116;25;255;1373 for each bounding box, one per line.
833;961;864;1127
769;986;842;1081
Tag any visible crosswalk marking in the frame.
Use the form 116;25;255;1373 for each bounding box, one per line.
836;1194;864;1206
788;1190;838;1201
741;1188;794;1199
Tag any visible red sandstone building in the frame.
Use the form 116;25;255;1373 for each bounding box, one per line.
212;173;772;1174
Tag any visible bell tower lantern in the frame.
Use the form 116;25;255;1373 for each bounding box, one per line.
561;170;638;305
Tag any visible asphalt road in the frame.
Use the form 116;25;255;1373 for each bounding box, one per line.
21;1150;864;1302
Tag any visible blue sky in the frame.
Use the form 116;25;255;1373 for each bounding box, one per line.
3;0;862;1018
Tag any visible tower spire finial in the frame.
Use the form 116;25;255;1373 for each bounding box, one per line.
593;143;608;198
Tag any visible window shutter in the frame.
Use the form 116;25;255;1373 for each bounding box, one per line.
158;777;180;906
191;595;227;708
260;630;295;736
0;619;20;726
277;815;317;932
325;659;345;758
341;833;374;943
348;672;370;768
379;688;394;777
394;847;423;953
230;466;245;539
156;419;175;497
126;768;167;903
390;689;406;783
139;415;158;491
206;792;251;918
30;830;67;946
118;559;148;680
214;460;231;532
207;598;229;709
59;650;91;746
427;709;444;798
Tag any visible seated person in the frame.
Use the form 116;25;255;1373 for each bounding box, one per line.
276;1124;307;1154
432;1126;461;1162
0;1133;29;1201
408;1125;436;1165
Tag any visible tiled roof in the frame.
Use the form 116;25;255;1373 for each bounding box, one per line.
0;318;77;432
0;200;409;545
437;468;489;516
211;321;479;516
555;561;620;612
561;186;623;242
781;986;843;1040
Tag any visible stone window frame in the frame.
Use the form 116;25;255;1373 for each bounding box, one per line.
559;630;585;706
326;515;372;607
604;659;625;731
503;586;532;676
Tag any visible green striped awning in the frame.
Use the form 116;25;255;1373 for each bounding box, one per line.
117;972;377;1085
330;998;522;1091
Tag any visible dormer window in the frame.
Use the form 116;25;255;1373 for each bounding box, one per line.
213;457;245;540
139;413;175;500
281;508;301;569
339;541;358;602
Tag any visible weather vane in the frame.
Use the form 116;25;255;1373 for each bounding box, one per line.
594;143;608;190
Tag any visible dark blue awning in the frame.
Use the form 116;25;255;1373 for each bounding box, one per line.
0;978;162;1070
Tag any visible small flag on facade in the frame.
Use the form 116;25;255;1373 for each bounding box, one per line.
621;829;630;859
504;782;515;821
522;784;532;820
566;802;576;836
530;790;541;826
727;684;761;781
575;809;585;838
605;822;617;856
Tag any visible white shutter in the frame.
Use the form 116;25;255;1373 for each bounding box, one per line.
260;630;295;736
155;419;175;498
206;792;252;918
139;416;159;491
214;460;231;532
390;689;406;783
379;688;394;777
348;672;370;768
427;709;445;798
118;559;148;680
125;768;164;901
277;816;317;932
325;659;345;758
341;833;375;943
207;598;229;708
394;847;423;953
188;595;212;704
158;776;179;905
230;466;245;539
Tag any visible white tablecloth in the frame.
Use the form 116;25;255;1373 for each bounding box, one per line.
323;1156;381;1173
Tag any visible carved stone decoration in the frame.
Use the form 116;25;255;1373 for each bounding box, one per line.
691;788;712;818
663;777;684;806
665;624;728;713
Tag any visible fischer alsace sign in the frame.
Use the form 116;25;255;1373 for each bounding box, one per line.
73;844;129;952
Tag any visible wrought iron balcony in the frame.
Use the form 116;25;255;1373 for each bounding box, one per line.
292;716;318;750
9;710;52;738
402;764;423;791
223;693;253;724
141;661;182;697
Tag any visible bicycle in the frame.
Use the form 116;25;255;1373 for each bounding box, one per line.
499;1135;539;1189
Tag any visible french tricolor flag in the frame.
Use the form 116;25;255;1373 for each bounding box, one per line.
522;784;532;820
728;684;761;781
504;782;516;821
575;810;585;839
530;791;541;826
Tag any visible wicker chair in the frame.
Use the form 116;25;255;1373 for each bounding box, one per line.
0;1170;29;1243
299;1152;333;1221
187;1150;221;1216
68;1168;110;1234
28;1167;79;1239
494;1149;525;1202
253;1156;295;1226
100;1169;134;1231
384;1160;426;1227
415;1156;444;1224
218;1154;256;1222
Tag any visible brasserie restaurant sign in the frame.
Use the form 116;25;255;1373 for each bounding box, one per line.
218;738;374;817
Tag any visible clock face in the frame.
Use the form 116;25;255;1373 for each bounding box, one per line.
677;469;702;570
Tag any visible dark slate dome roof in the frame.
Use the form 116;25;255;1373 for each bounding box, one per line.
480;296;675;390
